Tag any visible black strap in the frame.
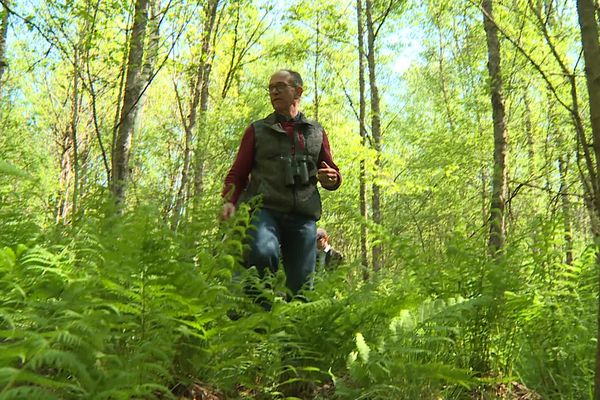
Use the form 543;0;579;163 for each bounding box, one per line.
292;125;311;157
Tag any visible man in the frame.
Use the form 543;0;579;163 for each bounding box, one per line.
221;69;341;295
316;228;343;270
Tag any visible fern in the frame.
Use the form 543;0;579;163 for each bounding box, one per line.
0;386;60;400
0;367;84;394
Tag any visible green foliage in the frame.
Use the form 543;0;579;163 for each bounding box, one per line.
334;292;476;399
0;199;596;399
0;161;31;179
512;246;596;399
0;0;598;399
0;204;223;399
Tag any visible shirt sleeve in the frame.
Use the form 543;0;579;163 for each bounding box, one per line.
318;129;342;190
222;125;255;204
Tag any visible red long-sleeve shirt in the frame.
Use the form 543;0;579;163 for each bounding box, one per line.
222;120;341;204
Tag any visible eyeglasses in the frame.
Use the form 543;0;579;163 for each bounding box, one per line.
267;82;295;93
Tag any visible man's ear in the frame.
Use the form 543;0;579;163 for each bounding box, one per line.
294;86;303;99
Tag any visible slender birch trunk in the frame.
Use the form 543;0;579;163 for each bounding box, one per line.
138;0;160;116
482;0;508;257
357;0;369;277
111;0;150;207
175;0;218;223
365;0;383;272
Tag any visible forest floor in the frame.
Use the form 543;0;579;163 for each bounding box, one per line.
172;380;541;400
172;380;335;400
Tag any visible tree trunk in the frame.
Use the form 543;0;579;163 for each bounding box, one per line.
365;0;382;272
0;0;9;92
558;154;573;265
523;89;535;171
69;48;80;221
577;1;600;188
356;0;369;277
546;87;574;266
138;0;161;116
189;0;219;220
111;0;150;207
575;1;600;397
57;13;91;225
436;24;456;134
56;130;73;224
171;84;192;230
110;17;130;182
480;167;488;250
482;0;508;257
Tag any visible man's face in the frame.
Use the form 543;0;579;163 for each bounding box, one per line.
316;236;326;250
268;71;301;114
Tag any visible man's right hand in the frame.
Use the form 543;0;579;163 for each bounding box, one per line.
221;202;236;220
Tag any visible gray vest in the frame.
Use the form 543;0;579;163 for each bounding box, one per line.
240;112;324;220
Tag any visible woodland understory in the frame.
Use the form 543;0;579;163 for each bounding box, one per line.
1;0;600;399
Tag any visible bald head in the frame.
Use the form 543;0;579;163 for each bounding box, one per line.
278;69;303;87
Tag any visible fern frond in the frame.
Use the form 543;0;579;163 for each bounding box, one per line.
28;349;93;388
0;282;27;303
52;329;84;349
130;383;174;399
0;367;83;393
90;388;131;400
0;344;26;365
0;386;59;400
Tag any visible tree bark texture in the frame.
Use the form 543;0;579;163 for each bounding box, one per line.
0;0;9;91
356;0;369;277
365;0;383;272
482;0;508;257
577;0;600;203
138;0;161;115
575;0;600;397
111;0;150;206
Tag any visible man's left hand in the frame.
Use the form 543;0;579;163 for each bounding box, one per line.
317;161;338;188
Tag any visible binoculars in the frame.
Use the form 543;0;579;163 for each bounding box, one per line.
283;154;310;186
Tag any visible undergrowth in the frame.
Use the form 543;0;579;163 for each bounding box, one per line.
0;200;596;399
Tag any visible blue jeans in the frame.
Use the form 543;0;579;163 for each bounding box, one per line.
245;208;316;294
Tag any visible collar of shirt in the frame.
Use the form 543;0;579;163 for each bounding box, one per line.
275;112;303;123
323;244;331;253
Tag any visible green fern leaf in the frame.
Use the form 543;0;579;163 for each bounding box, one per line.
0;386;59;400
28;349;93;388
0;367;83;392
355;332;370;363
